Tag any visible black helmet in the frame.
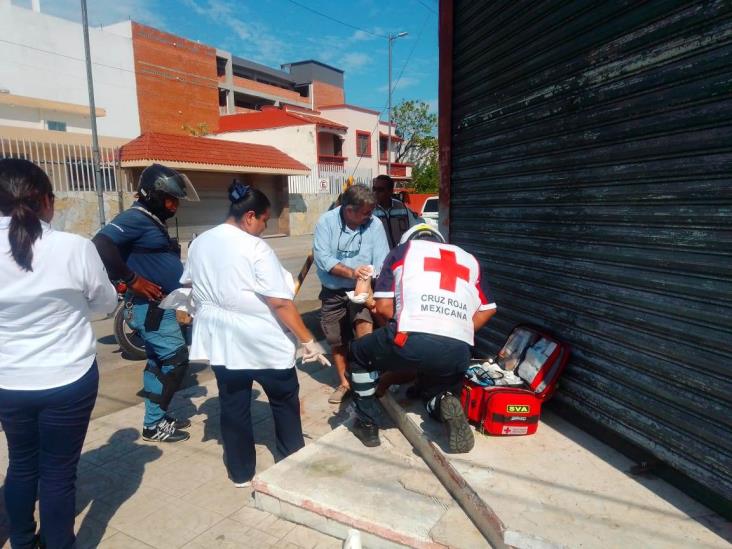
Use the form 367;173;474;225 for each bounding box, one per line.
138;163;199;202
399;223;446;245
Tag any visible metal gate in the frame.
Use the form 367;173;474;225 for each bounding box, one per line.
446;1;732;503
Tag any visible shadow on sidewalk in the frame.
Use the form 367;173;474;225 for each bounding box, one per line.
75;428;162;548
197;389;296;463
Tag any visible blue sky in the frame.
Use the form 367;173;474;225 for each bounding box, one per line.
19;0;438;116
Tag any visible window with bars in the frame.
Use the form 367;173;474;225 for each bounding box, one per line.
356;131;371;157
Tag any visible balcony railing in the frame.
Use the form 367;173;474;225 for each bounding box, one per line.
318;155;346;167
379;161;410;177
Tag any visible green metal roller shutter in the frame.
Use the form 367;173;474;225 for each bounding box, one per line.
448;0;732;503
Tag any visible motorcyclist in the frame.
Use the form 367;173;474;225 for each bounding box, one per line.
93;163;199;442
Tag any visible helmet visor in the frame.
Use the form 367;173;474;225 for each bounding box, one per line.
158;173;200;202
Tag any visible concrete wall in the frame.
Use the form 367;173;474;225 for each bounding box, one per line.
52;191;136;238
0;4;140;138
214;125;317;166
0;104;95;134
318;107;381;174
288;193;334;236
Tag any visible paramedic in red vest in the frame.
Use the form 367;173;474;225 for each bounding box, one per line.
371;175;421;249
348;224;497;452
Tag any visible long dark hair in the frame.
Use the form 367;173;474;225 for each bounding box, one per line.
0;158;54;272
227;180;270;221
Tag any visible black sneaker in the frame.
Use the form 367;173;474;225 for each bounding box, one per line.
352;418;380;447
164;414;191;429
142;420;190;443
440;393;474;453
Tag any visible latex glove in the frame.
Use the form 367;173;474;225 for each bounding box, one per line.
300;340;331;367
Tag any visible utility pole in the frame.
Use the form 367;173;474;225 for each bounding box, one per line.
81;0;106;227
387;32;408;179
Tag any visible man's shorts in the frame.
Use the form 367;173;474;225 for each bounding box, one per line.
319;287;373;347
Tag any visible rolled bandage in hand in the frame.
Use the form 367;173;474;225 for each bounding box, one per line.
347;265;373;304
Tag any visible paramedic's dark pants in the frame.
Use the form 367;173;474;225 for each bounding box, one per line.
348;321;470;420
0;363;98;549
212;366;304;484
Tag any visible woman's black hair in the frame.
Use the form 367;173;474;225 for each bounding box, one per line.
227;180;270;221
0;158;54;272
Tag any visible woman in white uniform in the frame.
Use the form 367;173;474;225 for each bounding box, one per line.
181;182;328;486
0;159;117;548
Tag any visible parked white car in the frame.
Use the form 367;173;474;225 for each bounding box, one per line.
420;195;439;230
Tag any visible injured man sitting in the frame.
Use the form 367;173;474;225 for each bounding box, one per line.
346;223;497;453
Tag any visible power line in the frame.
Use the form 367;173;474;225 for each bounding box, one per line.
0;38;220;93
415;0;437;15
348;12;431;178
283;0;387;38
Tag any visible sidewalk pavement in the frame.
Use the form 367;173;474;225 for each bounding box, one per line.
0;358;348;549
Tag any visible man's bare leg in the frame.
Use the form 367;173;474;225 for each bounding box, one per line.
332;344;350;388
328;344;351;403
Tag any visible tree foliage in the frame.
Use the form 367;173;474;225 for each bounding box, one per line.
392;100;438;193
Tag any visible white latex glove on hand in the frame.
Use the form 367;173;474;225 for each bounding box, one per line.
300;340;331;367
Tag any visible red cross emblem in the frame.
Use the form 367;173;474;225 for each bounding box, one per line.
423;249;470;292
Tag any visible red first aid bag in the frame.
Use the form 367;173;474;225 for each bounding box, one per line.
460;325;570;436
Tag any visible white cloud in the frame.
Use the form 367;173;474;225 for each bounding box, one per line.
180;0;288;65
378;76;420;93
350;27;386;41
339;52;372;73
351;30;372;41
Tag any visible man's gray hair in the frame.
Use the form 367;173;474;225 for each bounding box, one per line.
341;184;376;210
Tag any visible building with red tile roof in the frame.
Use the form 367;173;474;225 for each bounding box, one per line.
120;132;308;174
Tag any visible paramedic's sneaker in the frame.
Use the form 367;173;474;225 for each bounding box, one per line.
440;393;474;453
163;414;191;429
352;418;380;447
142;420;190;443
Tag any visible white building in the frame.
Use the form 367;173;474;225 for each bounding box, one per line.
0;0;139;138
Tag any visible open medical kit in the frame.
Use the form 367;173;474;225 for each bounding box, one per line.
460;325;570;436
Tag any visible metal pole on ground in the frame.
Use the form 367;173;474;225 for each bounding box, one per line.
80;0;106;228
379;392;508;548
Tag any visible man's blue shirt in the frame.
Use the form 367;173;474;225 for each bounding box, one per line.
313;206;390;290
98;202;183;293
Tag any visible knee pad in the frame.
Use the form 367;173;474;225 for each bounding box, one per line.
139;346;189;410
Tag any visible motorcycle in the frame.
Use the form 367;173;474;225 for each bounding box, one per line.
112;298;147;360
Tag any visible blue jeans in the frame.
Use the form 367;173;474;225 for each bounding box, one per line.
0;363;98;549
212;366;304;483
127;302;187;427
